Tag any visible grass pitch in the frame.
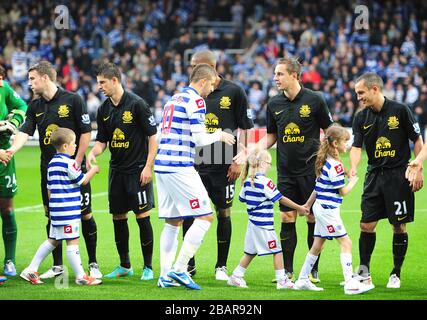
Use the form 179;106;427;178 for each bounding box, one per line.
1;146;427;301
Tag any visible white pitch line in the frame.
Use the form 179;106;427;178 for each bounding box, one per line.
15;192;108;213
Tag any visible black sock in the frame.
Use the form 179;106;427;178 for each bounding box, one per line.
183;218;195;267
216;216;232;268
359;231;376;273
47;220;62;266
280;222;297;273
113;219;130;269
307;222;320;272
81;216;97;264
391;233;408;278
136;216;153;269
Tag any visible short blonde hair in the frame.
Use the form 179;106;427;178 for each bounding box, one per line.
189;63;217;83
50;127;76;151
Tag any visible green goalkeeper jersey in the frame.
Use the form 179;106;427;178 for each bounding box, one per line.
0;80;28;148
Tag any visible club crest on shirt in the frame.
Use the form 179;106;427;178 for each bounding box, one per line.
58;105;69;118
122;111;133;123
387;116;399;129
219;96;231;109
299;104;311;117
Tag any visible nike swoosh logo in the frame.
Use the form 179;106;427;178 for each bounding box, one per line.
275;110;284;115
103;116;110;121
36;112;45;117
139;204;148;210
11;187;17;193
397;216;407;221
363;124;373;130
226;199;233;204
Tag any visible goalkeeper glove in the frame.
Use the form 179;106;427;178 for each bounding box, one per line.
0;121;17;135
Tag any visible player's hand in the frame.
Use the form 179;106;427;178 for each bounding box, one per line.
227;160;241;182
86;152;97;169
0;149;11;165
298;205;310;216
92;165;100;174
233;143;248;165
75;155;83;169
219;131;236;146
140;166;152;186
349;167;357;177
406;160;424;192
0;121;16;135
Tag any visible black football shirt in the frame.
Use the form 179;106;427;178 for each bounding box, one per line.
96;91;157;173
267;87;333;177
21;87;92;165
352;97;420;171
195;78;254;173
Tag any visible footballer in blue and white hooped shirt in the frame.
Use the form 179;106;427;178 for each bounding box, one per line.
47;153;85;239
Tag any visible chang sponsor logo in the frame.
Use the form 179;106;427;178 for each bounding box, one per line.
111;128;130;148
374;137;395;158
282;122;304;143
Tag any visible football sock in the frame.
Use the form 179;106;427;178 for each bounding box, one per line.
275;268;286;281
28;240;56;271
359;231;376;273
2;211;17;264
216;215;232;268
137;216;153;269
173;219;211;272
233;265;246;278
113;219;131;269
183;218;195;267
47;220;63;266
340;252;353;282
280;222;297;273
307;222;320;272
81;216;97;264
298;253;318;280
66;244;85;279
160;223;180;277
391;233;408;278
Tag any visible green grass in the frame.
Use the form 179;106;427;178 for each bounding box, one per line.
1;146;427;300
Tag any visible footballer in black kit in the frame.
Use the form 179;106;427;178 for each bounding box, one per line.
96;90;157;215
184;50;254;280
88;62;158;280
266;58;333;282
19;67;100;278
350;73;424;286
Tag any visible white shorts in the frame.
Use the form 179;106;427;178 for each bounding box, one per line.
155;170;213;219
244;222;282;256
312;201;347;240
49;221;80;241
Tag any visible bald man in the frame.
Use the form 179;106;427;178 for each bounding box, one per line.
183;50;254;280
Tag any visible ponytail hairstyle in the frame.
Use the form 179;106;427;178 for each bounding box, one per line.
315;125;350;177
240;148;272;187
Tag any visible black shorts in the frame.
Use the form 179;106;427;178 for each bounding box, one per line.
199;170;235;209
41;162;92;218
361;167;414;225
277;174;316;212
108;168;155;215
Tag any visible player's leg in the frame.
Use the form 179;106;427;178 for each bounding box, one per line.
106;170;133;278
212;173;235;280
0;161;18;276
277;176;299;280
132;178;155;281
384;167;413;289
295;236;324;291
228;254;254;288
299;175;320;283
79;174;100;277
336;235;353;283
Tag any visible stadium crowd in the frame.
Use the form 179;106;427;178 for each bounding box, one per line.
0;0;427;136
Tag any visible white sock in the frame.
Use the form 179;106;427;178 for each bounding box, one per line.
28;240;56;271
66;245;85;279
340;252;353;282
160;223;180;277
298;253;318;280
275;268;286;281
173;219;211;272
233;265;247;278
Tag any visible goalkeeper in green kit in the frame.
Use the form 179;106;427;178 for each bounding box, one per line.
0;65;28;282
